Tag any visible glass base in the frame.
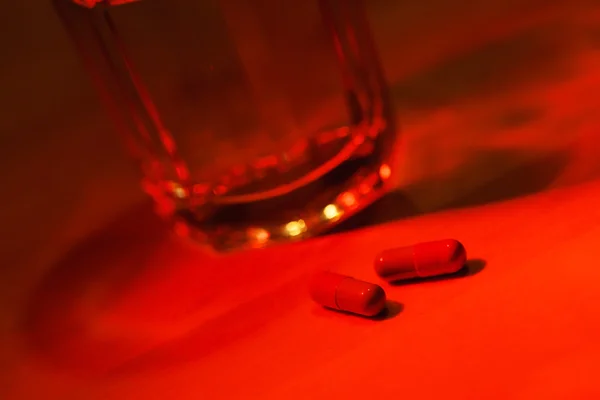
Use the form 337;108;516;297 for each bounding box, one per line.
147;124;393;253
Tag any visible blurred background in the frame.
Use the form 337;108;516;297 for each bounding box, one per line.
2;0;600;396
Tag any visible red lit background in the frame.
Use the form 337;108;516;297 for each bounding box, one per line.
2;1;600;399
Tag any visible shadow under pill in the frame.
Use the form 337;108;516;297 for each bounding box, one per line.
389;258;487;286
370;300;404;321
316;300;404;321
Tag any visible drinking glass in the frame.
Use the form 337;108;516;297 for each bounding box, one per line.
53;0;397;252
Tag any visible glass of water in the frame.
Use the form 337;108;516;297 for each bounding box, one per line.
53;0;398;252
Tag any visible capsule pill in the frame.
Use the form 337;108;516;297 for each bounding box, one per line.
309;271;387;317
374;239;467;282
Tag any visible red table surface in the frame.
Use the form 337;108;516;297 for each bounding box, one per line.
3;179;600;399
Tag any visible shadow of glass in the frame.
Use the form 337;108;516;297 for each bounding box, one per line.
333;148;571;232
391;20;575;111
19;201;223;376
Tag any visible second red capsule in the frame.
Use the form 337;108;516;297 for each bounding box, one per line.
374;239;467;283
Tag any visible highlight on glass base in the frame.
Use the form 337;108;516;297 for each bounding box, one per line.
53;0;398;252
152;130;393;252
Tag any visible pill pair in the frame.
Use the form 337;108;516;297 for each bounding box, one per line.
309;239;467;317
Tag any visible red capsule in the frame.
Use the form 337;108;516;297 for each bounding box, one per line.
309;271;387;317
374;239;467;282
